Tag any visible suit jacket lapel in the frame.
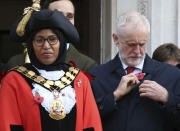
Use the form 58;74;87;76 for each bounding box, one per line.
109;54;126;77
142;54;156;75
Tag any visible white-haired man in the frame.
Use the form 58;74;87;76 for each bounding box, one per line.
89;11;180;131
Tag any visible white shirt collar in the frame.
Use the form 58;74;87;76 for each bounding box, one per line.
118;53;144;74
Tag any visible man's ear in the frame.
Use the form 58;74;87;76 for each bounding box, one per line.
112;33;119;46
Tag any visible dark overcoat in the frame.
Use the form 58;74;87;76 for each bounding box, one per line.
89;54;180;131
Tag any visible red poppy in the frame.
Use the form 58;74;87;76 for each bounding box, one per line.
135;73;145;80
34;94;44;104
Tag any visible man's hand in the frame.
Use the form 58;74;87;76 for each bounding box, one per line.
113;73;139;101
139;80;168;104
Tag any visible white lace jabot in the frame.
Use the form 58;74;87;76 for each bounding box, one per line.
32;68;76;114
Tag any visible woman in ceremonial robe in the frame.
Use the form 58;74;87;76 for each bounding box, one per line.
0;1;102;131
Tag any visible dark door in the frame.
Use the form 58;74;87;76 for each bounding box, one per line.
0;0;101;64
72;0;101;64
0;0;31;63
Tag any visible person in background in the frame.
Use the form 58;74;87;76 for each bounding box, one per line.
89;11;180;131
0;1;102;131
8;0;97;72
152;43;180;66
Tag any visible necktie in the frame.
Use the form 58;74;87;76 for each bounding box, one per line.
126;67;135;74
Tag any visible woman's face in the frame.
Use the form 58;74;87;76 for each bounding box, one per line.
33;29;60;65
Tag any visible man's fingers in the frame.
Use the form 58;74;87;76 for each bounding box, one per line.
139;86;153;93
139;92;152;97
127;73;139;83
140;80;155;89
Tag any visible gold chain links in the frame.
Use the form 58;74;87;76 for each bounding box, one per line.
13;66;79;92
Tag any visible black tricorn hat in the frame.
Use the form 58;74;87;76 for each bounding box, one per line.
10;9;80;45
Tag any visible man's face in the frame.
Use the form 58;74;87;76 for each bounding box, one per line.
49;0;75;25
114;26;148;67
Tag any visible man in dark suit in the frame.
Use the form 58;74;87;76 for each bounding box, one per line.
8;0;97;71
89;11;180;131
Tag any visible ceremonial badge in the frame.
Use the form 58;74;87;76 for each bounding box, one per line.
49;99;66;120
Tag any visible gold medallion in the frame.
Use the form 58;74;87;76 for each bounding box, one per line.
46;80;54;85
49;100;66;120
73;69;78;74
27;71;35;78
58;83;65;89
19;66;26;72
44;82;50;89
66;80;71;85
66;72;75;80
35;76;45;83
28;71;35;76
69;67;75;72
61;77;67;82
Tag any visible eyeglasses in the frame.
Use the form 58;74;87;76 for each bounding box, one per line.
33;35;59;47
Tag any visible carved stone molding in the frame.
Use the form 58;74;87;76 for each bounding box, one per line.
137;0;152;55
137;0;150;18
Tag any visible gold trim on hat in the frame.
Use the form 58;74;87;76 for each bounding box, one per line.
16;0;41;37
